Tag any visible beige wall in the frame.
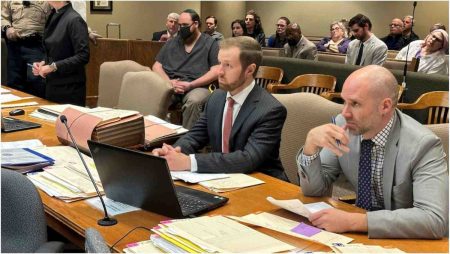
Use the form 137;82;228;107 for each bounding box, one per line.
86;1;448;40
86;1;200;40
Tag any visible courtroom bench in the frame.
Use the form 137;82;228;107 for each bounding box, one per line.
262;56;449;123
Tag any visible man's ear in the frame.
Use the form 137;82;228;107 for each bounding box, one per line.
247;63;256;77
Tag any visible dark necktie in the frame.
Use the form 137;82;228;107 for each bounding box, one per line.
222;98;235;153
355;42;364;65
356;139;374;210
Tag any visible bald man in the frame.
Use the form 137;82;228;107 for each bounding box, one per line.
297;65;448;239
381;18;406;50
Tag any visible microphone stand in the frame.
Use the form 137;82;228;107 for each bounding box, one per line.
401;1;418;102
60;115;117;226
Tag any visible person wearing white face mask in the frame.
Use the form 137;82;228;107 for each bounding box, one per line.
396;29;449;75
152;9;220;130
317;21;351;54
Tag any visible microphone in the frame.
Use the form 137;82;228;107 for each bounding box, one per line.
60;115;118;226
401;1;418;94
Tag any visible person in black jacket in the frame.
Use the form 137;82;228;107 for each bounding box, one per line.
32;1;89;106
152;13;179;42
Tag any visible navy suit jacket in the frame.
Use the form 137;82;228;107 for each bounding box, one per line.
174;85;288;181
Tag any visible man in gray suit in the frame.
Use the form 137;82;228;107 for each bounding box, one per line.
345;14;387;66
153;36;288;181
298;65;448;239
283;23;317;60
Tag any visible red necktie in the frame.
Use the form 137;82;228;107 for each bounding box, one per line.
222;97;235;153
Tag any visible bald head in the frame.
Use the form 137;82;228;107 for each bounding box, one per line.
345;65;399;106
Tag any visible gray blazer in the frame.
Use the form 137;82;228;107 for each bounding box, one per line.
345;34;387;66
298;109;448;239
283;35;317;60
175;85;288;180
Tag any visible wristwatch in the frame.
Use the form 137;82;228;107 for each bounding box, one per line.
50;62;58;72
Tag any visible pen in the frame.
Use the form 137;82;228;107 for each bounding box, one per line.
331;116;341;147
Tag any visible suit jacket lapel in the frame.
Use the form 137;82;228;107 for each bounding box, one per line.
229;85;259;144
382;110;401;210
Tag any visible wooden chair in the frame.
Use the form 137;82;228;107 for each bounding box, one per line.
387;50;399;59
255;66;284;90
267;74;336;94
321;84;405;103
382;57;420;72
397;91;449;124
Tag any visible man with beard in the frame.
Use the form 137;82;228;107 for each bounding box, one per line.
152;36;289;181
204;15;224;41
283;23;317;60
345;14;387;66
297;65;448;239
153;9;219;129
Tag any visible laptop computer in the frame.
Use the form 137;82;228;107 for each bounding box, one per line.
87;140;229;218
1;116;41;133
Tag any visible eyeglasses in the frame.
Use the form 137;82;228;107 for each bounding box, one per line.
430;34;443;43
389;24;403;28
245;18;254;21
330;27;341;31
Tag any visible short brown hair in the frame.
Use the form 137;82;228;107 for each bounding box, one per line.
220;36;262;77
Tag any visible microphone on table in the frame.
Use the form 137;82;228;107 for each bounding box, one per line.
60;115;118;226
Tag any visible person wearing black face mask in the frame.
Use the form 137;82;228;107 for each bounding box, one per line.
153;9;220;130
283;23;317;60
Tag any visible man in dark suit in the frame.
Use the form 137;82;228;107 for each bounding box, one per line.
153;36;288;181
151;12;179;42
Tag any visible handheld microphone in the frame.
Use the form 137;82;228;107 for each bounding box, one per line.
401;1;418;93
60;115;118;226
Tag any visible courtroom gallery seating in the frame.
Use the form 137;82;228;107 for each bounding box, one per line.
117;71;173;118
1;169;64;253
398;91;449;124
97;60;150;108
268;73;336;94
255;66;284;90
426;123;449;164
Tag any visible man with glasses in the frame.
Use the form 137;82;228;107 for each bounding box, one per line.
345;14;387;66
381;18;406;50
267;17;290;48
153;9;219;130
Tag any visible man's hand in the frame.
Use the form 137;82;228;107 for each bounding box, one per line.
172;80;192;94
37;65;54;78
32;61;45;76
153;144;190;171
6;27;19;41
303;124;350;157
159;33;169;42
88;30;102;45
309;208;368;233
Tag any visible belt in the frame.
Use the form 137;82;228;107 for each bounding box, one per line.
19;33;42;42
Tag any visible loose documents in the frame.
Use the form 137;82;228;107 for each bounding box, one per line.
1;148;54;166
1;139;44;149
199;173;265;192
170;171;229;183
267;196;333;218
124;240;164;253
86;196;141;216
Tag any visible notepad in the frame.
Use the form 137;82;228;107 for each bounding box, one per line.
199;173;265;192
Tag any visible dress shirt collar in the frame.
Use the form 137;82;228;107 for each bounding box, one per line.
361;113;396;147
226;80;255;106
361;33;375;46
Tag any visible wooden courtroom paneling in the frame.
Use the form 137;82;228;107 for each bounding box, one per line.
85;39;165;108
128;40;165;68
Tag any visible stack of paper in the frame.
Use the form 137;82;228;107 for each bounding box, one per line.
123;240;163;253
1;87;11;94
170;171;229;183
229;212;353;246
27;146;104;202
1;93;32;103
330;243;405;253
199;173;265;192
150;215;296;253
143;115;188;148
36;105;146;152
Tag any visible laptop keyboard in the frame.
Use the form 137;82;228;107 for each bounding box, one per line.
177;192;211;214
1;117;41;132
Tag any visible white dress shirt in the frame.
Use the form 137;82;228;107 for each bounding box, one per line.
190;81;255;172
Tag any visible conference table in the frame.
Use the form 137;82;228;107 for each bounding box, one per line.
1;87;448;253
